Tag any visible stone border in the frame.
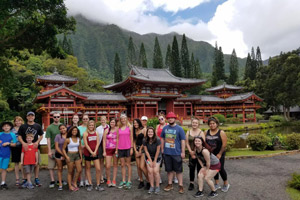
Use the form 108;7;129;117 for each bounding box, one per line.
226;150;300;160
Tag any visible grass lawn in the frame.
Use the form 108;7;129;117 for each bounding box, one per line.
226;148;286;157
286;187;300;200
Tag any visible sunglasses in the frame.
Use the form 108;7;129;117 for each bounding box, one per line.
53;116;60;118
159;118;164;121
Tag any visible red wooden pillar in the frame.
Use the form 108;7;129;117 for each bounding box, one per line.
134;102;138;119
183;103;186;119
143;102;146;116
42;112;51;131
156;102;158;116
242;105;245;123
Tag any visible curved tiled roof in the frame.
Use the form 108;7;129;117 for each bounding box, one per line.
37;72;78;82
80;92;127;101
206;83;243;92
37;85;86;98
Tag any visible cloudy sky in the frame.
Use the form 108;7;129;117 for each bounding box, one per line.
65;0;300;59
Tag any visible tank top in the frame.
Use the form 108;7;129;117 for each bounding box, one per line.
206;129;223;155
188;129;202;151
84;132;98;156
118;126;131;150
196;148;219;166
135;130;144;146
157;124;164;138
68;137;79;152
106;129;117;149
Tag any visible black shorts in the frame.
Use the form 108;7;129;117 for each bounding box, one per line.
98;144;104;159
11;146;22;163
118;149;130;158
84;155;99;161
164;154;183;173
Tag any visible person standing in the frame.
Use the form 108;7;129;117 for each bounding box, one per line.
78;114;89;187
141;116;148;129
18;111;44;187
46;112;61;188
205;117;230;192
186;118;205;191
10;116;25;186
161;112;186;194
67;114;80;131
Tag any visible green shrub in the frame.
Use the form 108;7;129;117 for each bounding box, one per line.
247;113;264;121
225;117;240;124
270;115;286;122
212;114;226;124
247;134;271;151
288;173;300;190
226;132;240;151
182;126;189;134
147;117;159;129
226;114;233;118
286;133;300;150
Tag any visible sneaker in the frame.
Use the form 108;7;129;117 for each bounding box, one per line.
57;180;68;186
86;185;93;192
118;181;126;189
154;187;160;194
188;183;194;191
164;184;173;192
22;182;29;189
35;178;42;187
208;191;218;198
145;182;150;190
107;180;112;187
125;181;132;189
27;183;34;190
112;180;117;187
173;177;178;184
159;178;162;184
58;186;63;191
194;190;204;198
221;184;230;192
1;183;8;190
21;179;27;187
49;181;55;188
85;180;90;187
95;185;105;191
148;186;155;194
138;181;144;189
178;185;184;194
214;183;221;190
79;181;84;187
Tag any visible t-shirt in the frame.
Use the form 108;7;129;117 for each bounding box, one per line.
22;144;38;165
11;127;22;147
18;123;44;144
46;123;60;149
0;132;17;158
143;137;161;160
96;124;109;144
161;124;186;156
78;126;87;146
54;134;66;152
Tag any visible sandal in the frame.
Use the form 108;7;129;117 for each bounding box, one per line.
15;179;20;186
69;186;79;192
71;182;78;189
100;179;105;184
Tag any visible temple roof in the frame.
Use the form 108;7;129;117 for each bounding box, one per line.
37;85;86;99
103;65;206;90
206;83;243;92
36;71;78;83
80;92;127;102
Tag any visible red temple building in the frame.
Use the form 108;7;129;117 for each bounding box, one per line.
35;66;262;130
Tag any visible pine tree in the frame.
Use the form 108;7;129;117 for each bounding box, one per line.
194;58;202;79
138;43;147;68
181;34;191;78
127;36;137;67
153;37;163;68
216;46;226;81
190;53;196;78
171;36;182;77
67;38;73;55
165;44;172;70
114;53;122;83
211;42;219;86
250;46;257;80
244;53;252;80
228;49;239;84
256;46;263;67
61;34;73;55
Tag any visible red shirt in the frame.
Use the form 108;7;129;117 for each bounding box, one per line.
22;144;38;165
84;132;98;157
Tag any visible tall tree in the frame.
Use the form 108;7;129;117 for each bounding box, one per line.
171;36;182;77
165;44;172;70
190;53;202;79
211;42;219;86
256;46;263;67
250;46;257;80
244;53;252;80
216;46;226;81
127;36;136;66
114;53;122;83
181;34;191;78
152;37;163;68
138;43;147;68
61;34;73;55
228;49;239;84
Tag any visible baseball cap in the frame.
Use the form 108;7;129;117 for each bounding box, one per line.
141;116;148;121
27;111;35;116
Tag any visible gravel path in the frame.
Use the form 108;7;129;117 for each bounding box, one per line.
2;153;300;200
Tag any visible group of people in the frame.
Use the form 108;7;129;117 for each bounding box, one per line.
0;110;230;198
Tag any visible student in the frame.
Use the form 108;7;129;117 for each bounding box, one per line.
102;118;118;187
11;116;25;186
0;121;17;189
21;133;38;189
133;118;149;189
193;136;220;198
205;117;230;192
96;116;109;183
54;124;68;191
117;114;133;189
186;118;205;191
67;114;80;131
63;126;82;192
78;114;89;187
83;120;104;192
141;116;148;129
18;111;44;187
143;127;161;194
46;112;61;188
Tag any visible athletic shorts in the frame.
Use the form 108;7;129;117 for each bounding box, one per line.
118;149;130;158
0;157;10;170
164;154;183;173
106;149;116;156
84;155;99;161
98;144;104;159
210;162;221;171
145;156;162;164
48;149;56;169
11;146;22;163
23;165;35;174
67;152;81;162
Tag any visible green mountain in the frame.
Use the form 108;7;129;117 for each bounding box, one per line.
69;15;246;82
